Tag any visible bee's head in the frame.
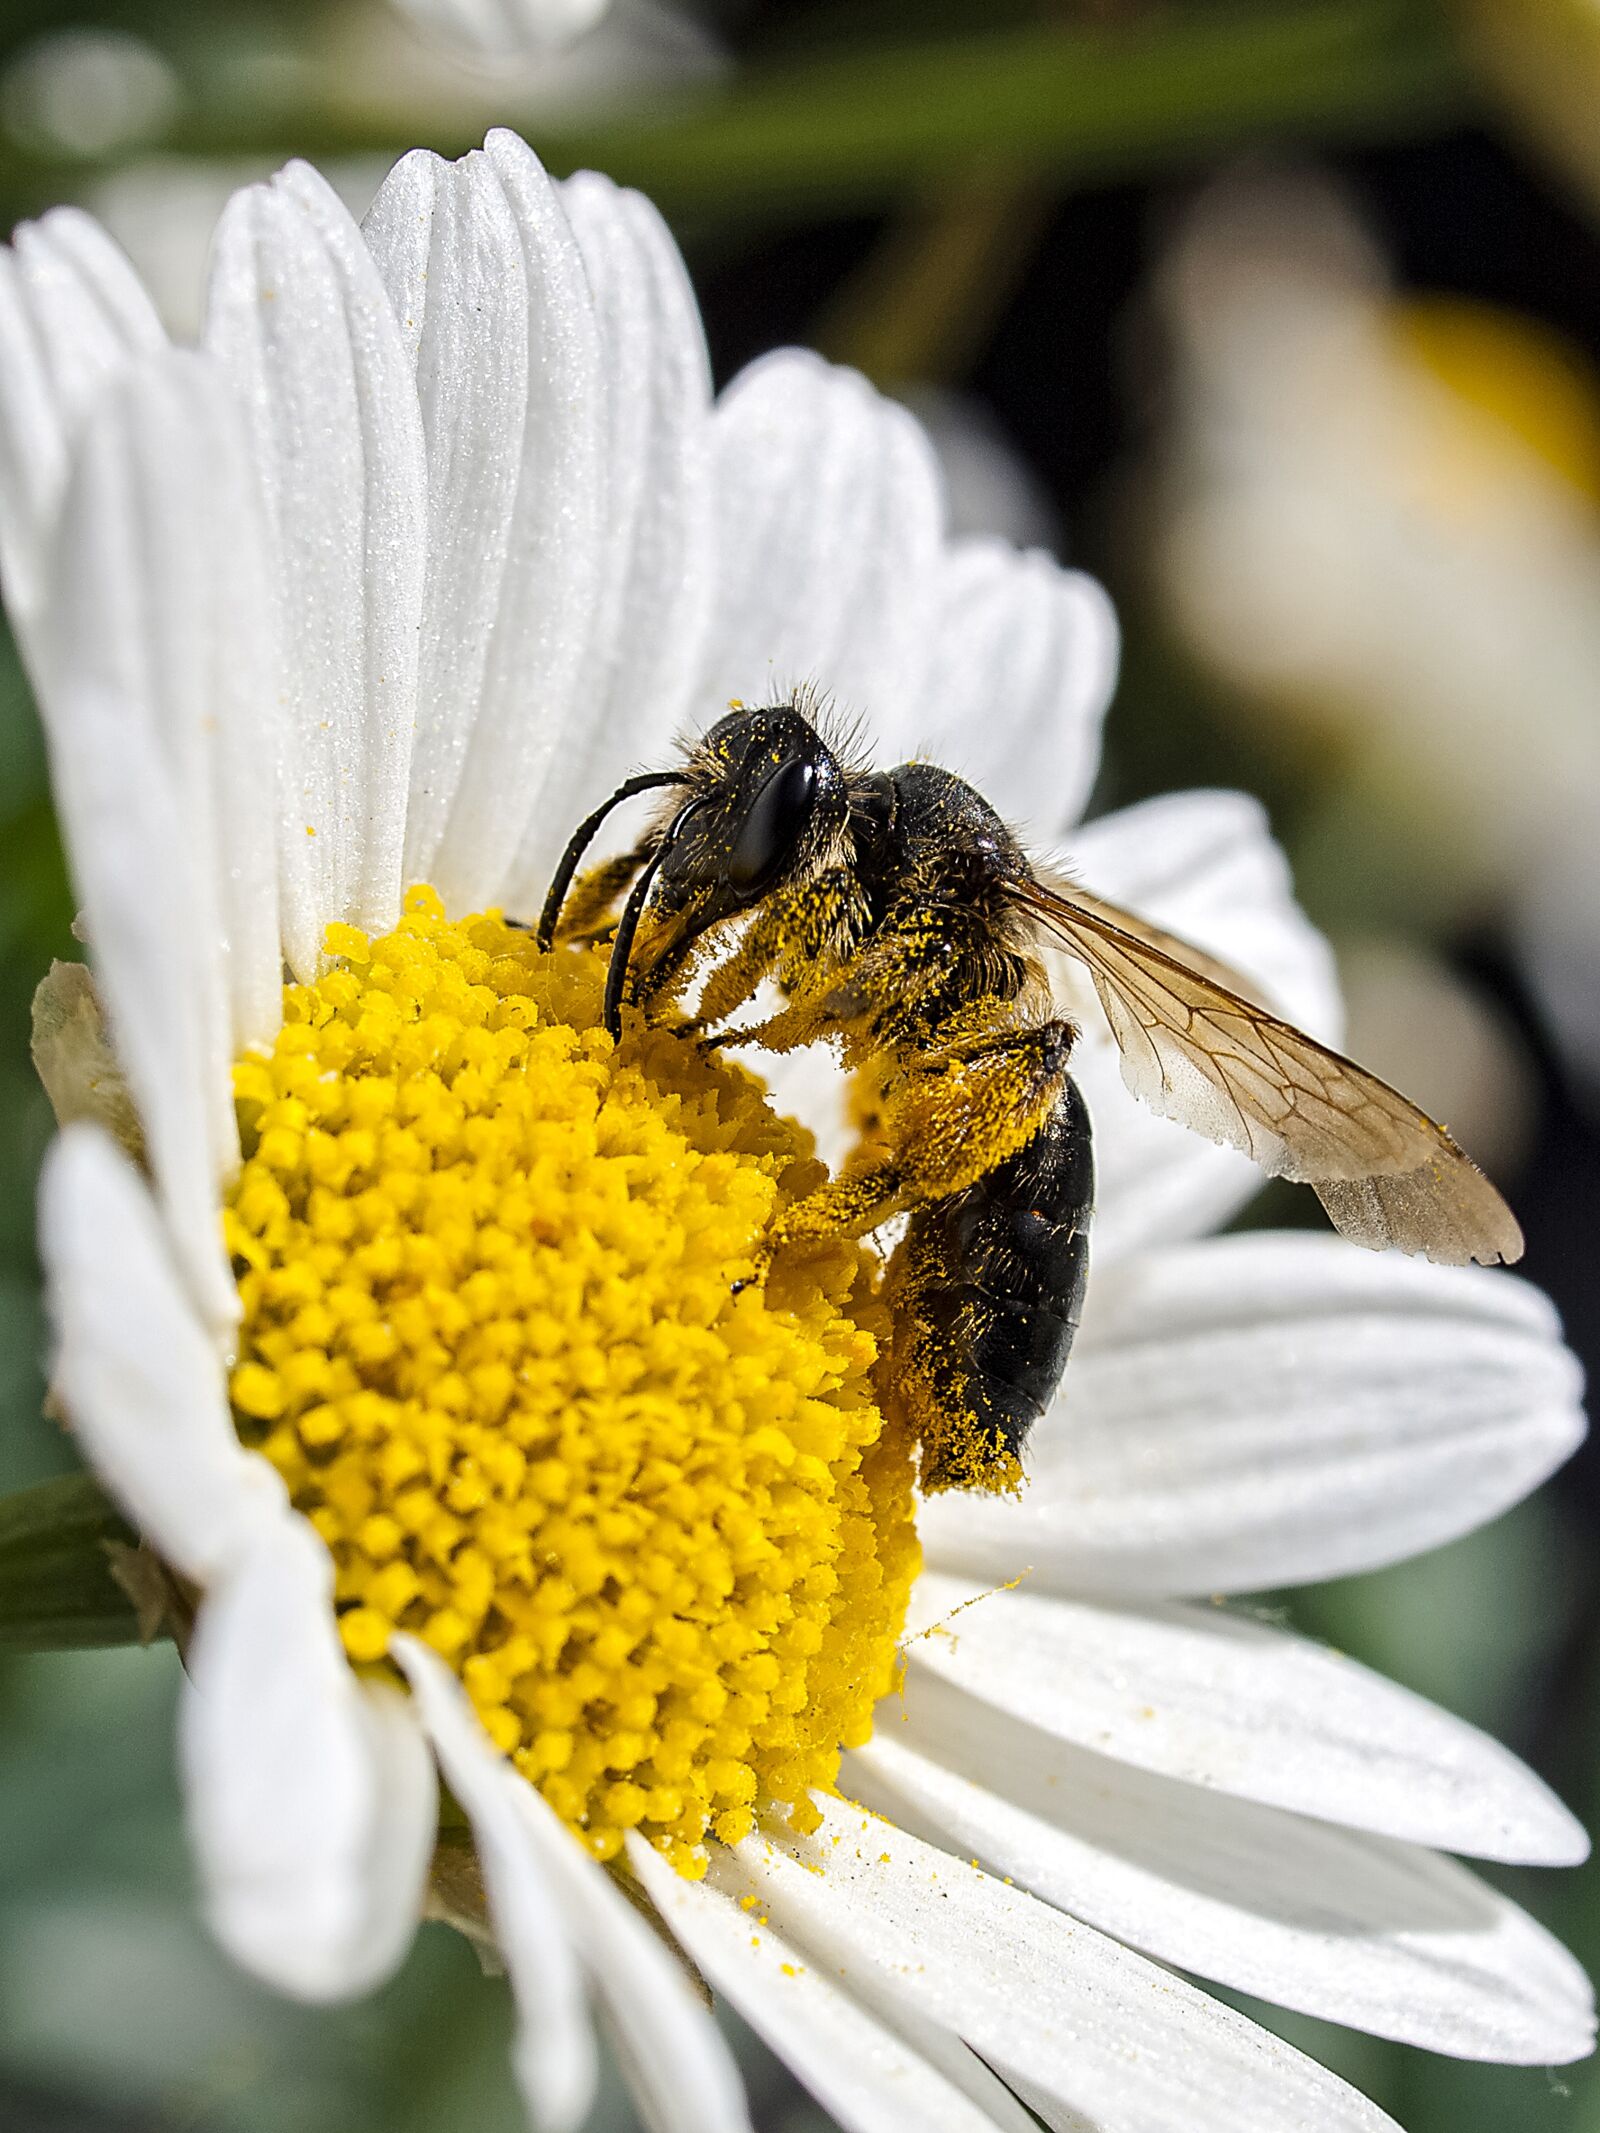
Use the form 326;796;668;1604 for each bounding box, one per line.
662;703;846;905
540;700;851;1037
599;705;845;1029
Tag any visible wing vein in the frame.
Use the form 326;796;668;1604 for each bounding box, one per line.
1015;877;1522;1267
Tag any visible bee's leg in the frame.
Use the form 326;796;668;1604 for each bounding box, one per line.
636;869;831;1022
759;1159;909;1254
694;905;790;1030
768;1020;1088;1495
843;1054;894;1164
893;1066;1093;1499
710;990;850;1057
700;875;870;1047
550;839;654;944
762;1019;1073;1258
888;1019;1077;1202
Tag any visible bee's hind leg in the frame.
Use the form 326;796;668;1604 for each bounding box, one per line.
893;1067;1093;1497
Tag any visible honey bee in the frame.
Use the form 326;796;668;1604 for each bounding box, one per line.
539;698;1522;1493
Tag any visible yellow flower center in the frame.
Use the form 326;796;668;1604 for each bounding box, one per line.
223;887;919;1872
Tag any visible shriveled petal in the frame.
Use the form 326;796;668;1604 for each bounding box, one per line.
901;1572;1587;1865
729;1797;1402;2133
909;538;1117;836
206;159;425;973
394;1640;596;2133
701;351;944;724
362;132;604;916
0;207;162;638
181;1519;437;2001
39;1125;285;1584
850;1677;1595;2062
30;348;284;1328
633;1836;1036;2133
502;166;715;904
1059;791;1342;1262
921;1235;1585;1597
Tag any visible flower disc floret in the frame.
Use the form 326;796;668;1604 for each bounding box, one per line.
225;889;919;1869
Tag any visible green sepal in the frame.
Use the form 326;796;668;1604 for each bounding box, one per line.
0;1471;147;1651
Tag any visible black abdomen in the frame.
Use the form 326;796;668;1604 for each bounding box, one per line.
894;1075;1093;1492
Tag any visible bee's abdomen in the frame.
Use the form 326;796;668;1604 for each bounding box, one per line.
896;1074;1093;1492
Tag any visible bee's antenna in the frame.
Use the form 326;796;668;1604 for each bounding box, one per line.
537;770;684;950
602;793;705;1040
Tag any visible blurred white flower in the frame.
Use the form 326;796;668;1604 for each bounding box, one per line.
390;0;613;58
80;0;721;340
338;0;723;120
1153;167;1600;1086
0;134;1591;2133
88;159;386;341
0;29;179;161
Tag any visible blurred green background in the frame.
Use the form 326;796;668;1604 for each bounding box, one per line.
2;1;1600;2128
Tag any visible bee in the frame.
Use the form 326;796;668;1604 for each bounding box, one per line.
539;698;1523;1493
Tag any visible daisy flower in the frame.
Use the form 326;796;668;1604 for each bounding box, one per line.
1;130;1591;2133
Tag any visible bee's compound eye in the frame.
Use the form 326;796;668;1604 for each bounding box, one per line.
726;756;819;891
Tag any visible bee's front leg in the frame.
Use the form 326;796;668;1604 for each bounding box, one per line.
549;840;654;945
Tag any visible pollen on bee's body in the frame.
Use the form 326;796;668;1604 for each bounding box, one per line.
224;886;920;1872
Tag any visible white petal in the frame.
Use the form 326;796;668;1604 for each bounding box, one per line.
206;159;425;972
632;1837;1035;2133
511;1807;748;2133
729;1797;1403;2133
909;538;1117;835
851;1678;1595;2062
500;166;715;905
701;351;944;726
394;1639;597;2133
32;350;279;1329
901;1572;1588;1865
60;344;281;1054
361;143;527;901
39;1125;285;1584
182;1518;437;2001
921;1234;1585;1596
1059;791;1342;1262
362;132;604;916
0;207;162;639
394;1657;747;2133
354;1676;450;1986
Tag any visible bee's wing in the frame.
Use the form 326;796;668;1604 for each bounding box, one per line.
1015;875;1523;1267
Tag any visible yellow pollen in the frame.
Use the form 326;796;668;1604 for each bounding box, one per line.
224;888;919;1872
